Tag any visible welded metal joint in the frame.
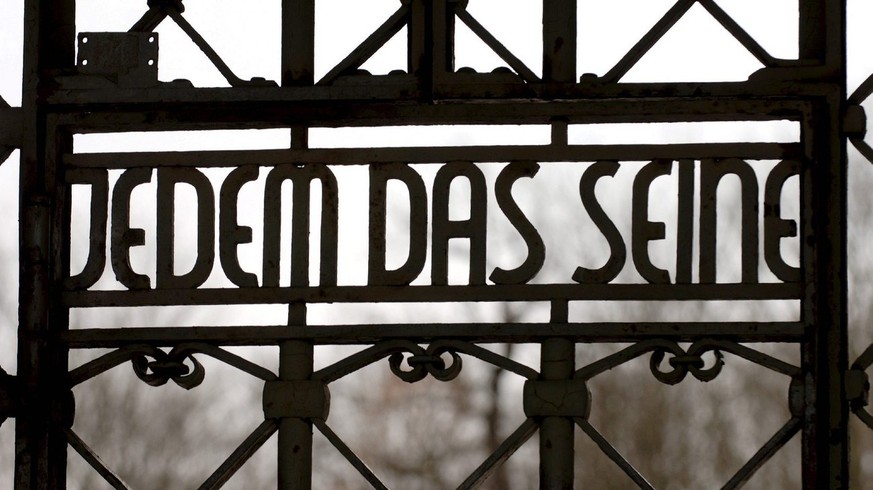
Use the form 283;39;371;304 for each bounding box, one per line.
523;378;591;418
0;95;22;165
263;380;330;420
849;343;873;430
130;346;205;389
845;103;873;165
0;366;18;427
388;345;463;383
844;104;867;140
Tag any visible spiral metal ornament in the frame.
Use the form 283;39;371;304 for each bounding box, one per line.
389;344;463;383
649;342;725;385
131;345;205;389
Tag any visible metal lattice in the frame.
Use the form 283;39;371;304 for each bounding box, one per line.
1;0;872;488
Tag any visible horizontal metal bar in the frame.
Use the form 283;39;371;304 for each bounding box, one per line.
63;283;803;308
51;97;811;133
45;79;836;109
65;143;799;168
58;322;806;348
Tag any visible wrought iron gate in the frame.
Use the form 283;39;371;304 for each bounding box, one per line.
2;0;873;487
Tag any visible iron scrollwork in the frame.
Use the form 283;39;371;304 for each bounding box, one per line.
131;345;205;389
389;343;463;383
649;343;725;385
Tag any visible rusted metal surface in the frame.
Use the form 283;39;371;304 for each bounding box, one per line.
4;0;872;487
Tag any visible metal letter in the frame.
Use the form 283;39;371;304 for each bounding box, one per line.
573;161;626;284
432;162;487;286
110;167;152;290
219;166;259;288
632;160;672;284
368;163;428;286
156;168;216;289
489;161;545;285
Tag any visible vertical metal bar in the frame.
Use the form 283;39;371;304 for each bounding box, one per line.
542;0;576;83
431;0;453;80
407;0;453;97
539;301;574;488
280;3;315;488
408;0;426;78
282;0;315;86
278;306;313;489
17;1;76;488
799;0;849;488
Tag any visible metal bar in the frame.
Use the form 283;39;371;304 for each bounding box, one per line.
457;418;539;489
539;301;575;487
64;428;130;490
542;0;576;82
128;7;168;33
696;0;778;67
797;0;848;484
312;419;388;489
17;1;75;487
601;0;696;83
64;143;800;169
282;0;314;86
59;322;806;348
278;306;313;489
63;284;804;308
454;9;538;83
575;418;654;489
198;420;279;490
722;417;802;489
318;5;409;85
165;10;248;87
44;83;832;108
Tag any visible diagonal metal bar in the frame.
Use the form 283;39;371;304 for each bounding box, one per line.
313;339;421;383
849;73;873;105
722;417;801;489
854;404;873;430
453;7;539;83
64;428;131;490
68;345;163;386
313;419;389;489
198;419;279;490
173;343;278;381
575;339;682;380
429;340;539;380
688;340;800;378
601;0;697;83
165;9;272;87
575;418;654;489
457;418;538;489
129;7;169;33
850;138;873;165
696;0;778;67
318;5;410;85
